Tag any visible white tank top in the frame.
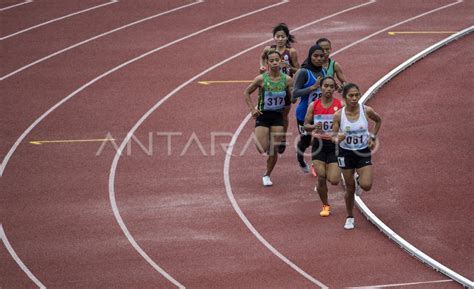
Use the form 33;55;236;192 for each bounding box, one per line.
339;104;369;150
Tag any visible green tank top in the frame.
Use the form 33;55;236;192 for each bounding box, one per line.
326;59;335;77
258;72;287;112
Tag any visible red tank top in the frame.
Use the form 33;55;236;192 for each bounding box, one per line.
313;98;342;140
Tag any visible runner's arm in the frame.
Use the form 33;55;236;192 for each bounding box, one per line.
304;102;316;132
331;111;345;143
292;69;319;100
244;75;264;118
289;48;300;74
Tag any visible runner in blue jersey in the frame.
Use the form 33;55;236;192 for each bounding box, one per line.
291;44;326;173
302;38;348;93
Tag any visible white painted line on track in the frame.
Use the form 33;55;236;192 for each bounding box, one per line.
108;0;289;288
0;0;118;40
0;0;204;81
0;0;288;284
1;224;46;289
0;0;32;12
346;279;452;288
357;26;473;289
335;0;463;56
0;0;465;286
109;2;377;288
0;0;288;178
223;1;466;287
224;114;329;288
0;0;384;175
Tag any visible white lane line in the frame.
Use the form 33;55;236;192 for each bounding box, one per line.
0;0;288;177
346;279;452;288
0;0;118;40
1;224;46;289
0;0;461;285
110;2;296;288
335;0;463;55
224;116;330;287
0;0;204;80
1;1;288;285
357;26;473;288
110;2;376;288
223;0;465;286
0;0;33;12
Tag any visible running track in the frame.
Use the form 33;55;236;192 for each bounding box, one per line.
1;0;472;288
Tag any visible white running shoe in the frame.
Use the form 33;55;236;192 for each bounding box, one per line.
344;217;355;230
262;175;273;186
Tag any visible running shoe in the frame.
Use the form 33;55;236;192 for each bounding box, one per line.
310;164;317;177
299;161;310;173
262;175;273;186
320;205;331;217
344;217;355;230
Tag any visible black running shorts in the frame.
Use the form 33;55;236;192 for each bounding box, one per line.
255;111;284;128
311;139;338;163
337;147;372;169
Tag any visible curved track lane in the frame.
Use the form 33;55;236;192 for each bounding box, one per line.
1;0;472;287
362;30;473;282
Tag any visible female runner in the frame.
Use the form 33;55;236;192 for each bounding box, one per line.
245;50;293;186
332;83;382;229
304;76;342;217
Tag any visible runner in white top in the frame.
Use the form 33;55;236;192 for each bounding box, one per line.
339;103;369;151
332;83;382;229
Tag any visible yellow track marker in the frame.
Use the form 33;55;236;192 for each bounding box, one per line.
29;138;115;145
198;80;253;85
388;31;456;36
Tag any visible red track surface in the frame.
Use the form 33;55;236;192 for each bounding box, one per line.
1;0;472;288
365;32;474;280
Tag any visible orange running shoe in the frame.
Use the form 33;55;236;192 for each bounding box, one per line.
320;204;331;217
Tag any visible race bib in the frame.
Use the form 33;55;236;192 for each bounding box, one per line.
309;89;322;102
341;129;368;150
337;157;346;167
298;124;308;136
263;91;286;111
313;114;334;133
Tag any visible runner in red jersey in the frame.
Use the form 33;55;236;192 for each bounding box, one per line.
303;76;342;217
